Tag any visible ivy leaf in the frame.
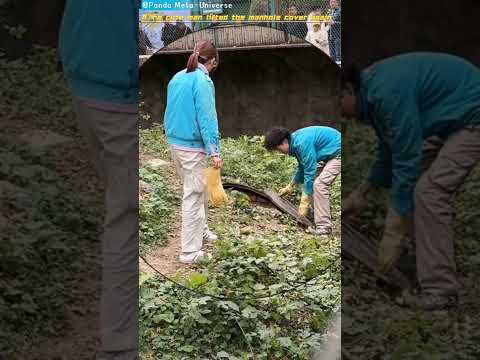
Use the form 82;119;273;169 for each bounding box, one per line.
218;301;240;313
153;313;175;324
189;272;208;288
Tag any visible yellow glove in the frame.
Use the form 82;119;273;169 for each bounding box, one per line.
343;183;380;218
298;192;311;217
378;207;409;273
278;181;297;197
205;167;230;206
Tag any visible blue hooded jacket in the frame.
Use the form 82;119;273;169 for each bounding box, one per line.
59;0;139;104
290;126;341;195
360;52;480;216
164;65;220;156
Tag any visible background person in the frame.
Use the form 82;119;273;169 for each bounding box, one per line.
139;27;153;55
305;20;329;55
280;5;308;41
161;20;178;46
264;126;341;236
175;20;193;38
328;0;341;62
59;0;139;358
164;40;223;264
341;52;480;310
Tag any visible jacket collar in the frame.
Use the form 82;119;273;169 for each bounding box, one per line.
197;63;209;75
288;134;296;156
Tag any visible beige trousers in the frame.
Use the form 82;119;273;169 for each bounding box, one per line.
170;147;208;255
416;128;480;295
314;157;342;230
72;98;139;353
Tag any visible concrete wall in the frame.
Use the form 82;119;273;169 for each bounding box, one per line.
140;46;340;137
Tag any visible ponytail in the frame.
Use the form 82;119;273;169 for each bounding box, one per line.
186;40;219;73
186;49;200;73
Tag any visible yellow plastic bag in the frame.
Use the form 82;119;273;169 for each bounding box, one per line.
205;167;230;206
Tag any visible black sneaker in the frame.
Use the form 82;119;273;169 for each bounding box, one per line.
395;290;458;311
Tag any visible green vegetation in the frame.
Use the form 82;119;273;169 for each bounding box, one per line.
1;48;102;354
342;124;480;358
139;126;341;359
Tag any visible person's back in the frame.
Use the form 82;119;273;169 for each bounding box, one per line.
164;65;219;154
59;0;138;104
291;126;341;162
361;52;480;138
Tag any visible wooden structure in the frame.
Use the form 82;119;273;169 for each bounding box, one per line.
140;24;311;65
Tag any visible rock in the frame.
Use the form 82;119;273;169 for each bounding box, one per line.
139;180;154;194
19;130;73;153
240;226;254;235
146;158;169;169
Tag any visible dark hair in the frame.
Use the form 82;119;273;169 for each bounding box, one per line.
340;63;361;90
264;127;291;151
186;40;219;73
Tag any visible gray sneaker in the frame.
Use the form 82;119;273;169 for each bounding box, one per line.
179;250;212;264
203;229;218;242
395;290;458;311
310;227;332;236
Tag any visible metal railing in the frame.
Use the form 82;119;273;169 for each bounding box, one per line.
139;0;341;64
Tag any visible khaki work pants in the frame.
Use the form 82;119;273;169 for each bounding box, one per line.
170;147;208;256
72;98;139;353
314;157;342;231
416;128;480;295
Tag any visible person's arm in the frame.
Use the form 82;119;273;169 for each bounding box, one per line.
293;160;305;185
367;138;392;189
298;143;318;196
305;31;311;42
193;76;221;156
373;91;423;216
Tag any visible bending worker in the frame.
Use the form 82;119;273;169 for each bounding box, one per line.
341;52;480;310
164;40;223;264
264;126;341;236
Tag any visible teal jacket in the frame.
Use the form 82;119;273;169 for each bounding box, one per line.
290;126;341;195
164;65;220;156
59;0;139;104
360;52;480;216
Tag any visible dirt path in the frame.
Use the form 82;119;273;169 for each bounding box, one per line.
139;153;193;277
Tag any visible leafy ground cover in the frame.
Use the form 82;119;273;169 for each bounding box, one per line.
342;124;480;359
139;125;341;359
1;48;102;357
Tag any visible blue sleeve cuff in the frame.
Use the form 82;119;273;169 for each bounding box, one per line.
391;195;413;217
304;181;314;196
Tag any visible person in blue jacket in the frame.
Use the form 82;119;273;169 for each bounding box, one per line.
341;52;480;310
60;1;139;359
264;126;341;235
164;40;223;264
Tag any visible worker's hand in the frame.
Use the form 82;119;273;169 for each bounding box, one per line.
212;155;223;169
278;181;297;197
343;183;378;218
378;207;409;273
298;192;312;217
